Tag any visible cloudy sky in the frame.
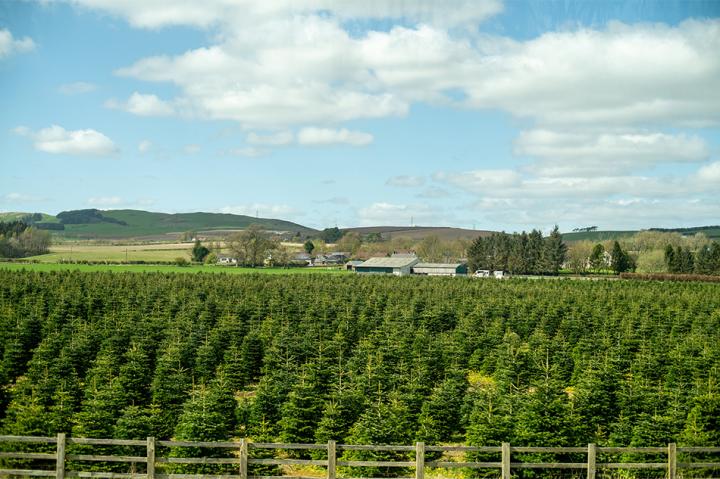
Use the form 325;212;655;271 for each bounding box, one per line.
1;0;719;231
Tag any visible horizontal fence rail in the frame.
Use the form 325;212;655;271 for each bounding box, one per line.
1;435;719;479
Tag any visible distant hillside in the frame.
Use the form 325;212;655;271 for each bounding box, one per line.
562;226;720;242
0;212;59;223
343;225;492;241
1;209;317;240
649;225;720;238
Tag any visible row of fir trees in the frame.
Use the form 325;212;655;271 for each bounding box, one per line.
467;226;567;274
665;242;720;275
0;270;719;475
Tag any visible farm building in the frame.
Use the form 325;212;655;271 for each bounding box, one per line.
291;252;312;266
355;256;419;276
345;260;364;271
217;255;238;265
412;263;468;276
315;252;349;266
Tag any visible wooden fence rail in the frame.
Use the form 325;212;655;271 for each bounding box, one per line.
1;435;719;479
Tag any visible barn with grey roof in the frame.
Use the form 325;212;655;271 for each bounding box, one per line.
355;256;419;276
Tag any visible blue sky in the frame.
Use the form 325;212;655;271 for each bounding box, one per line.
1;0;719;231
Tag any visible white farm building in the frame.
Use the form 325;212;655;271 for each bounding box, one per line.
412;263;468;276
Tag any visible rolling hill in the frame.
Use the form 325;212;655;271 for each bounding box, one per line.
0;209;317;240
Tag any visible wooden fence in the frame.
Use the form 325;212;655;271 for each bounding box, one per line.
1;435;719;479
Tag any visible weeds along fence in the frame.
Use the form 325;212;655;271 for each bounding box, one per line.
1;436;719;479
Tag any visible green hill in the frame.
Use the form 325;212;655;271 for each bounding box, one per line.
1;209;316;240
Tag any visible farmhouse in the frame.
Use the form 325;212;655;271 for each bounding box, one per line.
314;252;349;266
355;256;419;276
217;254;238;265
412;262;468;276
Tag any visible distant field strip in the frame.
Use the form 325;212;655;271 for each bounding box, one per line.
26;243;195;262
0;262;348;274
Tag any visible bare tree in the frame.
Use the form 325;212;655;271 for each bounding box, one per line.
226;224;274;267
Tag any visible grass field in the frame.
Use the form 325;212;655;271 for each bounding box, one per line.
25;242;195;263
0;262;349;275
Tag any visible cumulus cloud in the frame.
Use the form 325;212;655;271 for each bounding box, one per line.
13;124;118;156
105;92;175;116
297;127;373;146
515;130;710;176
58;81;97;95
697;161;720;183
386;175;425;187
0;29;34;59
58;0;503;30
111;17;720;130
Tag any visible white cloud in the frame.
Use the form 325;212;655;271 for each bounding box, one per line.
297;127;373;146
105;92;175;116
13;124;118;156
386;175;425;187
183;144;200;154
58;81;97;95
247;131;294;146
53;2;720;131
468;196;720;231
515;129;710;176
697;161;720;183
462;20;720;127
220;203;301;218
59;0;502;30
0;29;34;59
138;140;152;153
87;196;123;206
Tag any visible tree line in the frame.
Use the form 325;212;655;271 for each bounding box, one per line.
0;221;51;258
665;243;720;275
467;226;567;274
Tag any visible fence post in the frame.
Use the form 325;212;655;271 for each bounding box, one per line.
146;437;155;479
415;442;425;479
240;438;248;479
55;433;66;479
668;443;677;479
587;443;596;479
327;440;336;479
502;442;511;479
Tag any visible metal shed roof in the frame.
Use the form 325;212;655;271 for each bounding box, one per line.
358;257;419;268
414;263;464;269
